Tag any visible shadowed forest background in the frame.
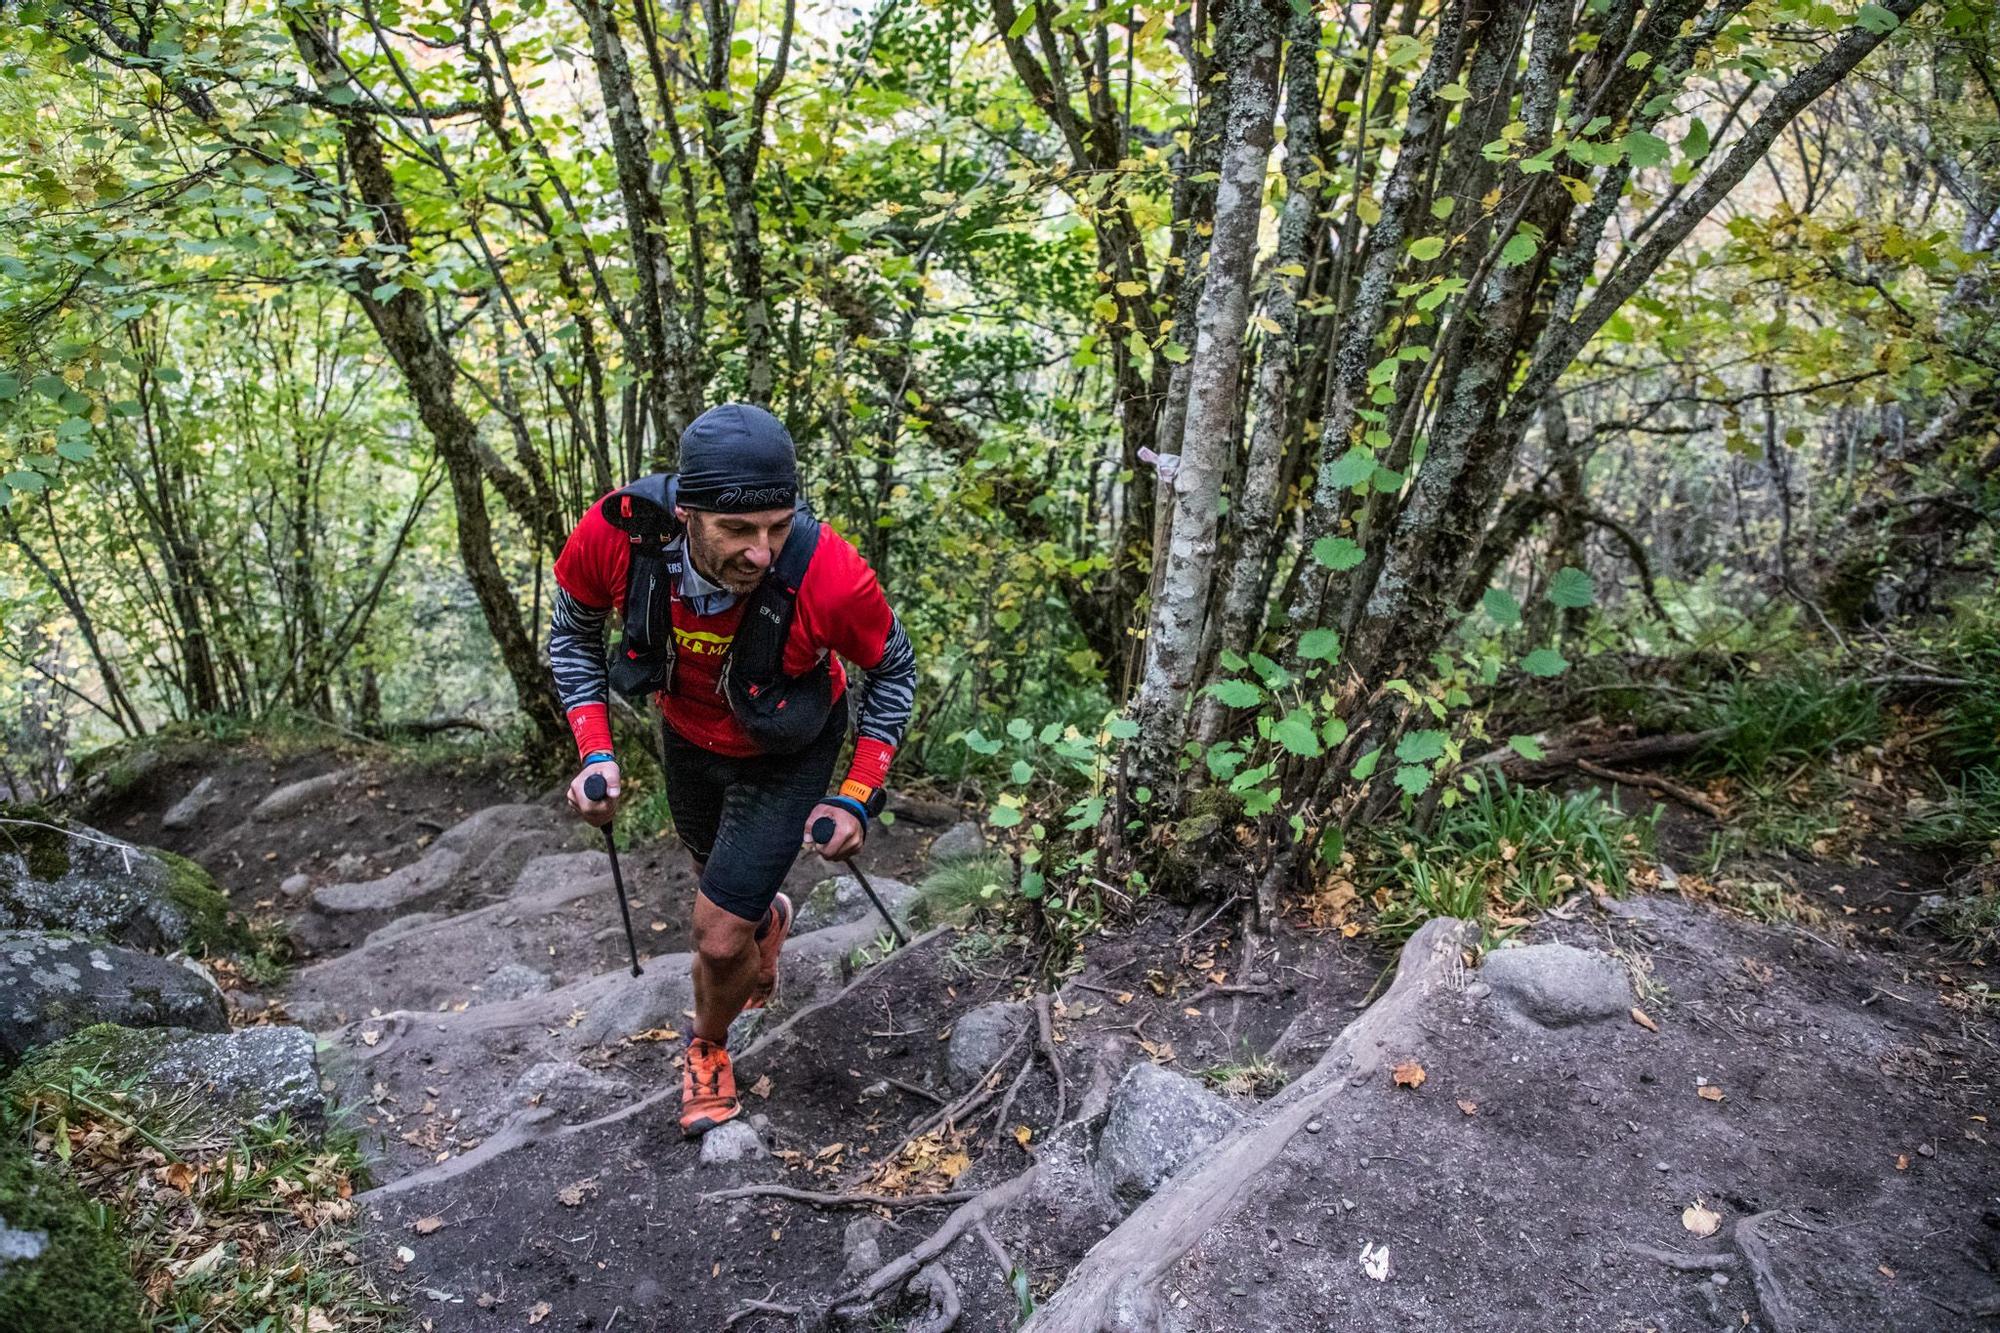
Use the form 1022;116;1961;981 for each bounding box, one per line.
1;0;1998;1328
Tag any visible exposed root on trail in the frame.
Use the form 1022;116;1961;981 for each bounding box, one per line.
1020;916;1476;1333
699;1184;981;1210
1574;758;1727;819
1734;1211;1801;1333
903;1264;963;1333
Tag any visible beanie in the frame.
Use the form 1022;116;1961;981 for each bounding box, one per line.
676;402;798;513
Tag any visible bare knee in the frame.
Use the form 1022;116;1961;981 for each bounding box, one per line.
692;915;754;972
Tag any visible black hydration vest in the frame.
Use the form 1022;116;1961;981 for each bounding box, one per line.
600;473;834;755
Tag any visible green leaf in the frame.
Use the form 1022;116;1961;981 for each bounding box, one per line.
961;730;1003;756
1298;628;1341;661
1520;648;1569;677
1006;4;1038;38
1857;2;1900;32
1408;236;1445;261
1160;341;1190;364
1350;746;1382;780
1395;729;1448;763
1010;759;1033;784
1499;230;1539;267
1622;130;1671;168
1482;586;1522;627
1272;710;1323;757
371;281;402;303
1682;117;1711;162
1547;566;1595;608
1437;82;1470;102
1205;678;1263;708
1106;718;1140;740
988;803;1024;828
1312;535;1365;571
1508;735;1546;761
1019;871;1045;900
1325;449;1376;489
1393;764;1432;796
0;373;18;400
55;439;95;462
1007;718;1033;740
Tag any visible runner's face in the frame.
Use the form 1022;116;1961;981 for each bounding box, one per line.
682;507;794;595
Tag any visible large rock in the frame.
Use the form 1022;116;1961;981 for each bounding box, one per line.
0;933;225;1064
792;872;917;935
944;1002;1029;1090
0;815;235;954
927;822;986;863
697;1119;766;1166
8;1024;322;1139
252;768;357;821
1096;1062;1242;1207
1478;942;1630;1027
159;775;222;831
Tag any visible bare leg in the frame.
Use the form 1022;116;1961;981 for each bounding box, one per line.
691;891;759;1043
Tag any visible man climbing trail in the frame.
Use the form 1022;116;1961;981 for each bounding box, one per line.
547;403;917;1137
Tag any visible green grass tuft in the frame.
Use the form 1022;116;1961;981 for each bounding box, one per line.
1687;675;1883;783
1363;777;1658;938
912;854;1016;928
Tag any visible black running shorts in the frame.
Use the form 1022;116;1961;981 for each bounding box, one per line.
658;706;843;922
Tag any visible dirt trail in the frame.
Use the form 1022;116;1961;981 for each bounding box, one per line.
98;746;2000;1331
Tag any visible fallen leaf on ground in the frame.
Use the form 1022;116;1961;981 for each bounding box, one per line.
394;1245;415;1265
360;1029;381;1047
626;1028;680;1043
1879;1265;1896;1279
749;1074;773;1099
1456;1099;1478;1115
412;1215;444;1235
1682;1201;1721;1238
1631;1007;1659;1033
1391;1060;1426;1089
306;1310;336;1333
555;1178;597;1207
1115;992;1134;1005
1895;1154;1909;1170
1014;1125;1032;1146
1359;1241;1391;1281
1697;1085;1725;1102
528;1301;551;1325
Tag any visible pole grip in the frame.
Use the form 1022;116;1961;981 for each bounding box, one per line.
811;816;836;846
584;773;608;802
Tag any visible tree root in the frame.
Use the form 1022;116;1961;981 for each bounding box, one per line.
1034;993;1068;1125
1020;917;1477;1333
903;1264;963;1333
1733;1210;1800;1333
1574;758;1726;820
1621;1242;1738;1272
824;1164;1042;1325
700;1184;980;1210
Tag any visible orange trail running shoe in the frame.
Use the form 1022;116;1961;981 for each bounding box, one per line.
743;892;792;1012
679;1037;741;1138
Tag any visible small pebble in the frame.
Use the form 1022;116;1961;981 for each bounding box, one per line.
1710;1273;1730;1286
1340;1197;1355;1212
1306;1120;1323;1134
1655;1162;1671;1172
1229;1286;1247;1298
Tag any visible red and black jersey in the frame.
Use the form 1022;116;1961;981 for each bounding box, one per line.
547;496;914;792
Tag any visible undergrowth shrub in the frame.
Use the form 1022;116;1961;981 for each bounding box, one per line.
1360;777;1659;938
1687;675;1883;782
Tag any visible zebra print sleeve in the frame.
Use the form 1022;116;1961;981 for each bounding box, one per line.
548;585;610;714
854;615;917;749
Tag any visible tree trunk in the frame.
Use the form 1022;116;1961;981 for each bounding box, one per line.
1197;6;1326;744
1133;0;1286;792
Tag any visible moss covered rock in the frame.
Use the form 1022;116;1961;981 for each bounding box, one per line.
0;933;226;1067
7;1023;324;1142
0;808;242;956
0;1135;143;1333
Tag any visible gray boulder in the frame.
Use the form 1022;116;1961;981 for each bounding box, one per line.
944;1002;1029;1090
252;768;356;821
842;1216;885;1279
792;872;917;934
7;1024;321;1140
927;821;986;863
473;1060;636;1134
1478;942;1630;1027
0;819;233;954
1096;1062;1242;1207
698;1118;766;1166
0;932;226;1064
160;775;222;831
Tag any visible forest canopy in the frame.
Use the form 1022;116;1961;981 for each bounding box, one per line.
0;0;1994;904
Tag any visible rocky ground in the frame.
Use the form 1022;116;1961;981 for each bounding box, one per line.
3;737;1997;1331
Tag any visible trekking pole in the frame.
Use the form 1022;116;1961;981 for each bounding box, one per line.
583;772;645;977
812;816;910;948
